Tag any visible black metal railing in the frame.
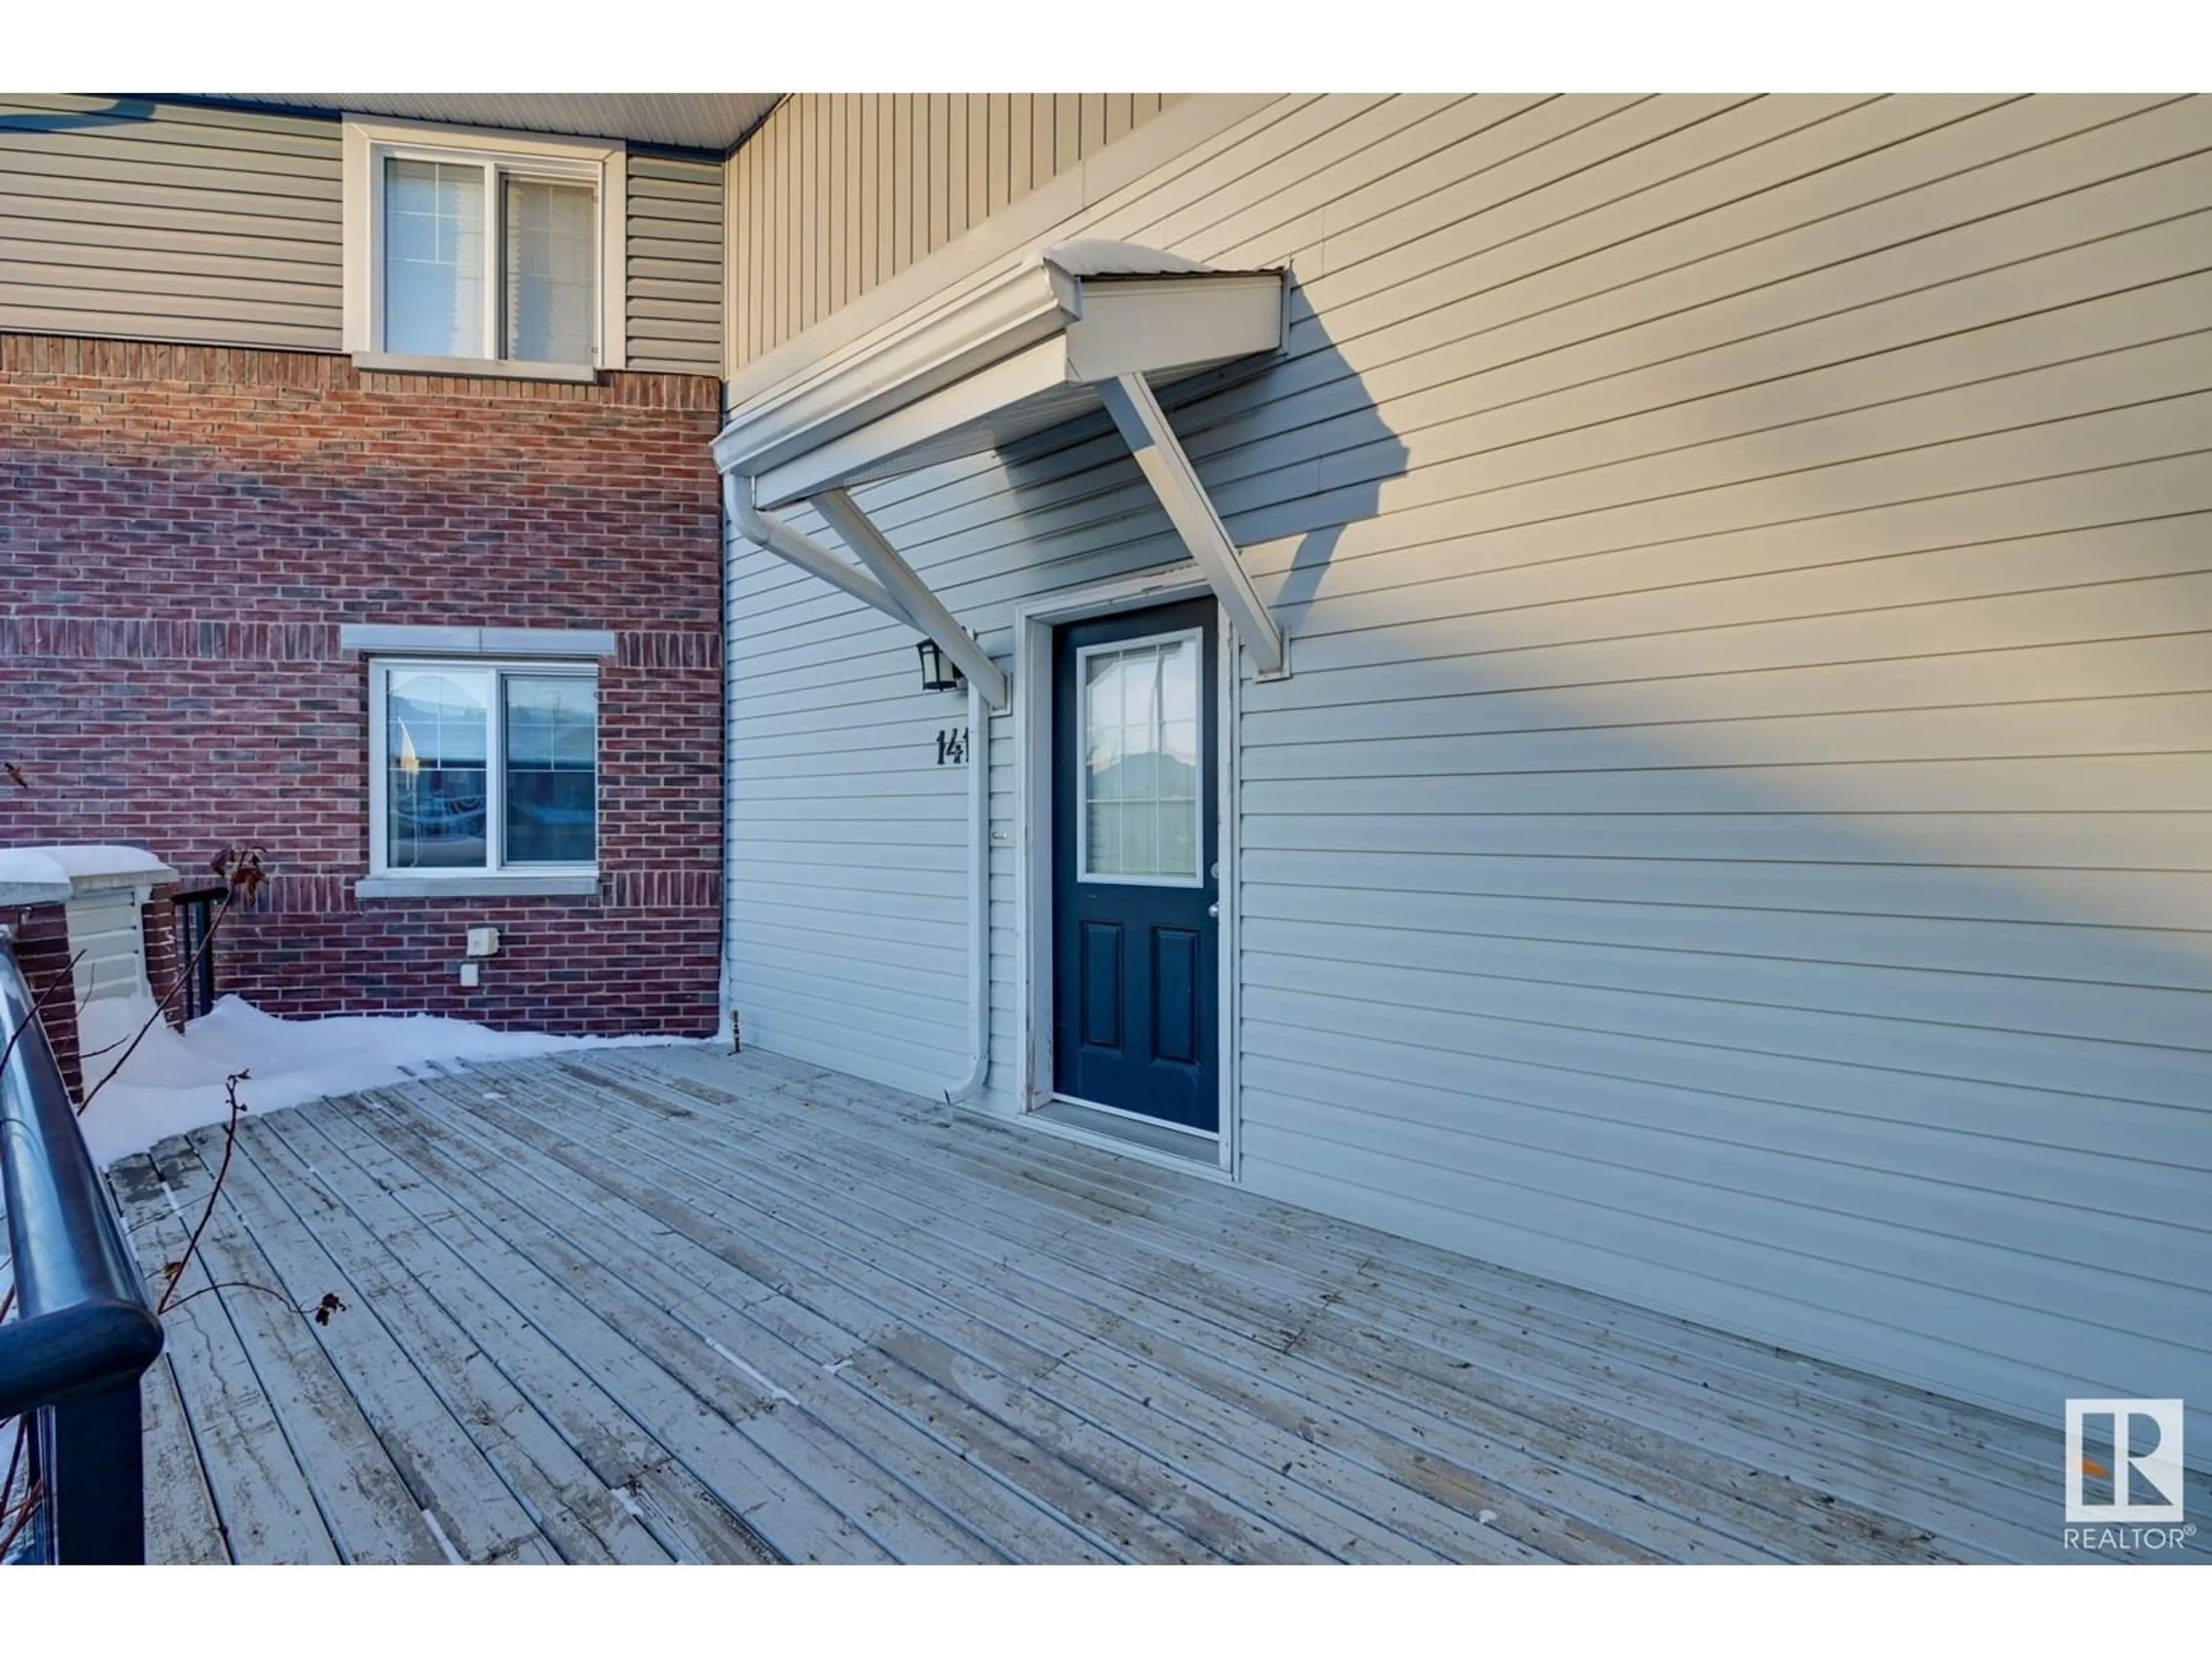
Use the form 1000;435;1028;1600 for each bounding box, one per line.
0;930;164;1565
169;886;224;1026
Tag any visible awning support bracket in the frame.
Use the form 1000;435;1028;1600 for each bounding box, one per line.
1097;372;1289;679
724;475;905;622
812;487;1010;711
726;475;1011;713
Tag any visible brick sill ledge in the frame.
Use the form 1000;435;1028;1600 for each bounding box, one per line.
355;874;599;901
350;351;599;384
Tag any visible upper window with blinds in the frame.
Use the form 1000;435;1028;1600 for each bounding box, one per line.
342;118;626;376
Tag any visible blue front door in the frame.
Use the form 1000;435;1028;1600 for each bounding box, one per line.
1051;598;1220;1132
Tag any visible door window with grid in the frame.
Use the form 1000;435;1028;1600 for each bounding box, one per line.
1075;631;1203;887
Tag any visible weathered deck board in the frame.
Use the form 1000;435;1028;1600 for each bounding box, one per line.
138;1353;229;1565
501;1063;1691;1562
321;1089;1004;1565
609;1046;2212;1565
243;1106;767;1565
454;1074;1414;1563
533;1056;1899;1563
141;1135;448;1565
97;1044;2181;1566
108;1151;345;1565
223;1120;672;1565
337;1082;1117;1562
263;1105;846;1562
376;1081;1238;1562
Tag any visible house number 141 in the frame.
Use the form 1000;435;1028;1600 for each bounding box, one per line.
935;727;969;766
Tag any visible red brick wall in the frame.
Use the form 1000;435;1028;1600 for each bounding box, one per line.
7;902;82;1099
0;335;725;1037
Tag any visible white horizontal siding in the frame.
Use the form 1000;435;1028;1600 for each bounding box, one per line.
723;92;2212;1452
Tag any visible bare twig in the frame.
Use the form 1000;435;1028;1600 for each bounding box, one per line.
1;1418;24;1525
146;1074;347;1330
154;1070;251;1317
0;1469;41;1560
158;1282;340;1321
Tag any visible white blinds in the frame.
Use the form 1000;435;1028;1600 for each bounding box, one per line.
504;177;597;365
382;158;485;358
380;158;597;364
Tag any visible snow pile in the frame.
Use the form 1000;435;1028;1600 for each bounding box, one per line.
0;843;176;885
0;848;71;889
75;993;690;1169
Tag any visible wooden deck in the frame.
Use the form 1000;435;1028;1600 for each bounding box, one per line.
97;1044;2202;1565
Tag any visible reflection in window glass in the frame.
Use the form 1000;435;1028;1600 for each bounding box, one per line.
503;675;597;865
386;670;488;868
1081;636;1200;881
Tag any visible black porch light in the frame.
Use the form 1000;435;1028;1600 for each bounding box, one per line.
916;637;965;692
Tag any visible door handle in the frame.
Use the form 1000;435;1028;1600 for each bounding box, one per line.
1207;903;1220;919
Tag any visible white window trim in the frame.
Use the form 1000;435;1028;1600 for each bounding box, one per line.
366;656;601;884
1073;627;1206;890
342;114;626;374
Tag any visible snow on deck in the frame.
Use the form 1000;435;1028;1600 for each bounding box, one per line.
77;994;695;1169
104;1046;2211;1565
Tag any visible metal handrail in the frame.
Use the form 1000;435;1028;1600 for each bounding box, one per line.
0;929;164;1565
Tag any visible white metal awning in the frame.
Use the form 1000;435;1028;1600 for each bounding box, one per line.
713;240;1291;709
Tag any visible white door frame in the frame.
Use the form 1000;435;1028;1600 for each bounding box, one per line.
1010;563;1240;1179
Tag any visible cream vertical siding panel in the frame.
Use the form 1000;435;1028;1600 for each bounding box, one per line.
624;153;722;373
927;96;950;256
721;94;2212;1447
961;97;985;238
891;95;915;280
0;93;341;349
946;96;971;244
720;93;1183;370
1053;97;1081;179
1029;94;1055;198
1009;96;1034;206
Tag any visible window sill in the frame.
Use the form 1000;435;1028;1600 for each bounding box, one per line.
351;352;601;385
356;874;600;901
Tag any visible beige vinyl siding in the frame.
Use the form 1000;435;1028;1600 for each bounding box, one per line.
722;93;1180;372
625;151;722;373
0;93;343;350
2;95;724;369
722;93;2212;1445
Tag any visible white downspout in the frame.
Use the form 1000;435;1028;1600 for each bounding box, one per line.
945;677;991;1108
